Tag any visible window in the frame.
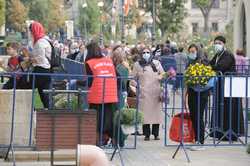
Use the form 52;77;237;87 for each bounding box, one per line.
212;22;218;32
192;0;220;9
213;0;220;8
192;23;199;34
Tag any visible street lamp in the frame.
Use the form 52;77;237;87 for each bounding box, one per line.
98;1;104;47
82;2;88;40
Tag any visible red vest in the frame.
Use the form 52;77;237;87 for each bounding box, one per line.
86;57;118;104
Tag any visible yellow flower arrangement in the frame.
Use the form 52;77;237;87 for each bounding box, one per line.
184;63;216;87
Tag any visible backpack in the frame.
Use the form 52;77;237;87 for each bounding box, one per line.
45;39;61;72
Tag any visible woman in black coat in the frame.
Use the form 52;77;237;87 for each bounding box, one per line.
209;36;244;141
185;44;209;148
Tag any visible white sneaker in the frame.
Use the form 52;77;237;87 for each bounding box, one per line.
189;145;205;151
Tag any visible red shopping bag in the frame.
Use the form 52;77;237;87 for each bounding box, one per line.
169;112;195;143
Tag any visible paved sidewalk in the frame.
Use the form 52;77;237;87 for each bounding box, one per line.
1;134;250;166
111;135;250;166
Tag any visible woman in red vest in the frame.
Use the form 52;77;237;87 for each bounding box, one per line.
85;42;118;145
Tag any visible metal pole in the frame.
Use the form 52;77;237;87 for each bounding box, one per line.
84;18;87;40
82;0;88;41
100;11;104;47
121;0;125;44
152;0;156;45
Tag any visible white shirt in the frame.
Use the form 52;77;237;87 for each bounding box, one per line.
31;36;52;69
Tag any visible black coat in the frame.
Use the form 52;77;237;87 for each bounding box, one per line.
209;49;244;140
209;50;236;74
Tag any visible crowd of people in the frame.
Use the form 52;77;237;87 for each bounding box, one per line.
0;21;247;152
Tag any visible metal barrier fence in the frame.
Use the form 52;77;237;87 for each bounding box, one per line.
163;74;250;161
0;72;140;166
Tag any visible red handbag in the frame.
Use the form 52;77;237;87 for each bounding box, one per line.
169;112;195;143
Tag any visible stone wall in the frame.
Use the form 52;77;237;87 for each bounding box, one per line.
0;90;35;146
234;0;250;56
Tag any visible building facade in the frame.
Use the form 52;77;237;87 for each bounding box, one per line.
234;0;249;56
183;0;235;35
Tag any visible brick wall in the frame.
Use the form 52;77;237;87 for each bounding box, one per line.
36;110;96;150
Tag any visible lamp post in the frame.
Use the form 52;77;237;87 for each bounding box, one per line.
82;2;88;40
98;1;104;47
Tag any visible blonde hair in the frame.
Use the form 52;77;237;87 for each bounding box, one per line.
111;45;130;71
111;45;126;66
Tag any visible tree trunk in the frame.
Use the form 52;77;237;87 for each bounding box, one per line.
203;13;210;36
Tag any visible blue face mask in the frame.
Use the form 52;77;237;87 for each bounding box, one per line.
188;52;197;60
142;52;151;62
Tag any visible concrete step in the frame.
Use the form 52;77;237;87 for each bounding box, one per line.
6;150;76;162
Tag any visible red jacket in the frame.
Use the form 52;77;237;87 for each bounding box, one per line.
86;57;118;104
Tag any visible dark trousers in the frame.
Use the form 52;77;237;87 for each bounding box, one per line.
210;78;244;140
2;78;14;89
143;124;159;137
188;88;209;144
89;103;115;141
2;75;33;89
32;67;51;108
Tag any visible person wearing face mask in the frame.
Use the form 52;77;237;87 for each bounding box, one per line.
130;47;164;141
210;36;235;73
209;36;244;141
186;44;209;66
185;44;209;150
66;42;80;60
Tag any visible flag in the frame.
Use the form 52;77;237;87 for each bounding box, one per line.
124;0;131;16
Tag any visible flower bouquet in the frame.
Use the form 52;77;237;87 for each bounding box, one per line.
184;63;216;91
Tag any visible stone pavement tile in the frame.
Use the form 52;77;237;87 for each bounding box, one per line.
0;125;250;166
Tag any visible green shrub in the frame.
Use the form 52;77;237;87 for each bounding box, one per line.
247;144;250;154
114;108;143;126
53;94;85;110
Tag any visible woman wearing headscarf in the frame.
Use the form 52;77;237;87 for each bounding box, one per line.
131;47;164;141
29;21;52;108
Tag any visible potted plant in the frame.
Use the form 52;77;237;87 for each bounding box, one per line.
114;108;143;134
184;63;216;92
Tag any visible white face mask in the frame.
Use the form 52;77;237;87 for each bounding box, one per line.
214;44;224;53
142;52;151;62
188;52;197;60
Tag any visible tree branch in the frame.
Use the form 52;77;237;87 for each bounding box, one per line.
208;0;216;12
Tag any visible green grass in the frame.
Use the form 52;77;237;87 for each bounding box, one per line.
34;91;43;109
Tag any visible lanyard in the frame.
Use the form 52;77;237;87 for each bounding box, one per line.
215;50;225;65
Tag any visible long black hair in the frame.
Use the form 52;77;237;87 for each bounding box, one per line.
85;42;103;61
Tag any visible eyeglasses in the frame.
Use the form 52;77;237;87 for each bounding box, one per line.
143;51;150;54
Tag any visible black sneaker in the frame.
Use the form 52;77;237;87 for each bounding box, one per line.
144;136;150;141
154;136;160;140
